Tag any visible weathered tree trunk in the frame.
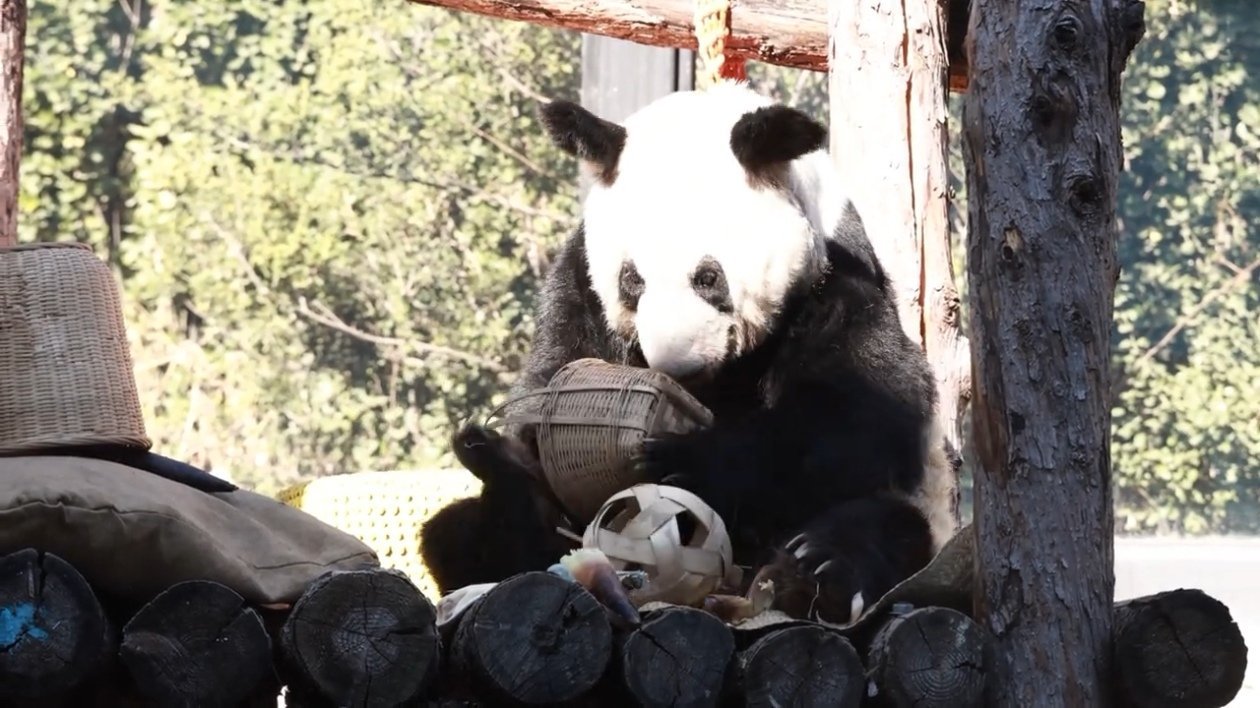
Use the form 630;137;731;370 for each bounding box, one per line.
827;0;970;499
406;0;972;90
961;0;1146;704
0;0;25;248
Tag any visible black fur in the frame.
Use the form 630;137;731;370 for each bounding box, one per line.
754;494;934;624
539;100;627;185
418;424;570;592
729;105;828;173
419;231;640;594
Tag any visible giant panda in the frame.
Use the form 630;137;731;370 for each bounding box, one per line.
420;81;958;626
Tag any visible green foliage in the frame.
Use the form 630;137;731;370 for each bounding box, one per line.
18;0;1258;530
1110;0;1260;534
22;0;579;493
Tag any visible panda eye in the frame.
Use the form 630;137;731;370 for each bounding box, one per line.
691;258;732;313
693;267;719;289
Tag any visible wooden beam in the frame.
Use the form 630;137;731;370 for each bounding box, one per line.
962;0;1146;703
405;0;970;90
0;0;26;248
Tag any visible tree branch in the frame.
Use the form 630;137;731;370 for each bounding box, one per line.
1138;256;1260;365
201;213;513;378
221;133;576;226
294;297;509;374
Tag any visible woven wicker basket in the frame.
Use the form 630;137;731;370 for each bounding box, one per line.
277;468;482;602
583;483;733;607
0;242;150;454
490;358;714;524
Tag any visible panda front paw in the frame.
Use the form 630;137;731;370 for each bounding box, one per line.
452;423;541;486
633;434;702;491
759;534;870;626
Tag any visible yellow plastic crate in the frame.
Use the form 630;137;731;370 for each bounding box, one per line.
277;468;481;602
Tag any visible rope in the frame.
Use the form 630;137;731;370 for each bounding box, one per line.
692;0;746;89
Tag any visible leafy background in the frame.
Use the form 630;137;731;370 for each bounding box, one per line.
18;0;1258;533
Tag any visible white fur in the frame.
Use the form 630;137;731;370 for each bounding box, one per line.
579;81;852;379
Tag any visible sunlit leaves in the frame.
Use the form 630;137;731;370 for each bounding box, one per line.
23;0;579;492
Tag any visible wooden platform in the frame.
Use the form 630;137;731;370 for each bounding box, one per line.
0;546;1247;707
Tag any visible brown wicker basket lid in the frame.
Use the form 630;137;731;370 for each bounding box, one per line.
0;242;151;454
489;358;714;524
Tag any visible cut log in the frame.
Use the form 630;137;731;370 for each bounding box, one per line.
864;606;988;707
118;579;273;708
739;624;864;708
620;606;733;707
450;571;612;704
403;0;971;90
279;568;441;708
0;549;112;700
1113;588;1248;708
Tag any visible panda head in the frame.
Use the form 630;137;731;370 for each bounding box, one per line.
540;82;861;383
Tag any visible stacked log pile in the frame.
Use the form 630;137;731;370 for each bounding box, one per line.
0;548;1246;707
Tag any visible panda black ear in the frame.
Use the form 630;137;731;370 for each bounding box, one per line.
729;105;827;173
539;100;627;185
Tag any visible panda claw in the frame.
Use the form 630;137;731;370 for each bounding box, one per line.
849;591;866;624
793;543;811;560
660;473;690;488
784;533;807;552
813;560;833;577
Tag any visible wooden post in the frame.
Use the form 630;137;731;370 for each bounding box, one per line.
448;571;612;704
826;0;969;491
0;0;25;248
961;0;1145;704
864;606;989;707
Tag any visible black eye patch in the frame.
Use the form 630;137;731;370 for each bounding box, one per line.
691;256;732;313
618;260;644;310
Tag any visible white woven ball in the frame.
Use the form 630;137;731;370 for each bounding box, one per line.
581;483;733;607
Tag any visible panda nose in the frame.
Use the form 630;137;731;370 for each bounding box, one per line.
636;323;709;381
635;293;716;382
644;352;706;381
